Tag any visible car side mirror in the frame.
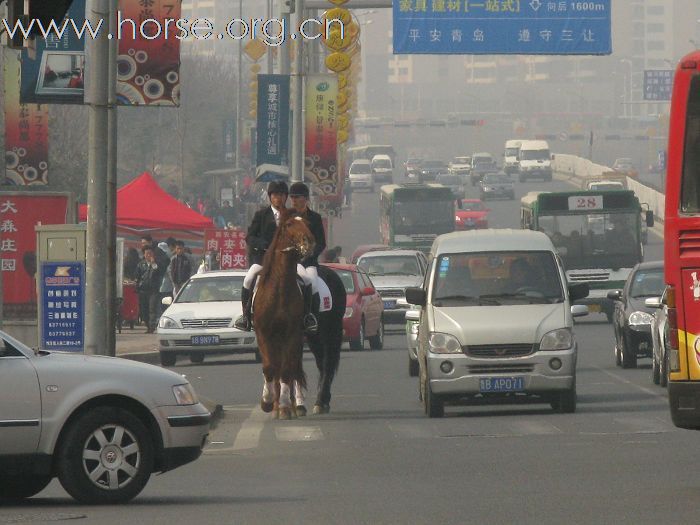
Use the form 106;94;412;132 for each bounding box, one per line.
361;287;375;297
162;296;173;306
568;283;589;302
606;289;622;301
646;210;655;227
406;287;427;306
645;297;663;309
405;309;420;322
571;305;589;318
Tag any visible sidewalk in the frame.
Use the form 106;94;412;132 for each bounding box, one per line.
116;326;160;365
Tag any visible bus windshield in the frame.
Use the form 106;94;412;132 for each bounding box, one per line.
538;212;640;269
393;200;453;234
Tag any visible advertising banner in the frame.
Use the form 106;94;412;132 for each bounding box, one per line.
304;75;340;216
40;261;85;352
4;49;49;185
223;118;235;163
256;74;290;167
204;229;248;270
0;193;73;319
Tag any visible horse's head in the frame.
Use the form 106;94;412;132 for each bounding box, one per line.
277;209;315;258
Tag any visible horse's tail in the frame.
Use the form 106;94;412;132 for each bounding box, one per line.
293;357;307;391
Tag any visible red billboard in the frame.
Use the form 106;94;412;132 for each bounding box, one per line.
204;229;248;270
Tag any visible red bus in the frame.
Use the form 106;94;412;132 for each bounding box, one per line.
665;50;700;429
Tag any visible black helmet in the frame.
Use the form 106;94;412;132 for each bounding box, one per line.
267;180;289;195
289;182;310;198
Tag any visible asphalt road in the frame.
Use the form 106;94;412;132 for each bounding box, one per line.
8;176;698;525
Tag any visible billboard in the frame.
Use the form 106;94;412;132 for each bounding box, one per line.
204;229;248;270
40;261;85;352
256;74;290;167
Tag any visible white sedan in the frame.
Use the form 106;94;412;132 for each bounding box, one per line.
158;270;259;366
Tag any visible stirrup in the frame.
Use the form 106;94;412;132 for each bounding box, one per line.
234;315;252;331
303;314;318;335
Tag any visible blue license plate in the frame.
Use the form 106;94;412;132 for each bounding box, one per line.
383;300;396;310
191;335;219;346
479;377;525;393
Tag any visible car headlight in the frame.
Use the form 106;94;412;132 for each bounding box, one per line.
344;306;354;319
158;316;180;329
629;311;654;326
409;322;419;335
540;328;573;351
172;383;198;406
429;332;462;354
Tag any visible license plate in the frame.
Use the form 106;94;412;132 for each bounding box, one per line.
588;304;602;313
383;300;397;310
191;335;219;346
479;377;525;393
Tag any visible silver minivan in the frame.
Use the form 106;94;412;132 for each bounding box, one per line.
406;229;589;417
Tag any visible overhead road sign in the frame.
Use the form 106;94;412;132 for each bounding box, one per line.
644;70;673;101
393;0;612;55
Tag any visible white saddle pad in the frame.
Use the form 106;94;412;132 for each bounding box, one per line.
251;276;332;312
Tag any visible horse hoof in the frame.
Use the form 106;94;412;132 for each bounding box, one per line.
261;400;274;413
278;407;292;420
313;404;330;415
296;405;307;417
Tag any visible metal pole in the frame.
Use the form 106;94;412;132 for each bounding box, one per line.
280;7;291;166
106;0;118;356
235;0;243;170
291;0;305;183
84;0;110;356
267;0;274;75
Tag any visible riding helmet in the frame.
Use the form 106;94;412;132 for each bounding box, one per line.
289;182;310;198
267;180;289;195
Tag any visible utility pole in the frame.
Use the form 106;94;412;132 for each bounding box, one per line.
84;0;111;356
290;0;305;182
106;0;118;356
267;0;274;75
280;1;291;166
235;0;243;170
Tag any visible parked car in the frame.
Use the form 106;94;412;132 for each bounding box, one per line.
348;159;374;191
455;199;490;230
158;270;259;366
479;172;515;200
406;308;420;377
350;244;389;264
470;152;497;186
646;287;670;387
608;261;665;369
419;160;449;181
436;173;465;198
0;330;210;504
406;229;589;417
448;156;472;177
325;263;384;351
356;249;428;324
404;158;423;178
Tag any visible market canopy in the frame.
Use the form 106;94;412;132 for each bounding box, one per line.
79;172;213;230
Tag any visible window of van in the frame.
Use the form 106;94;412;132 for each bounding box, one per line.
372;158;392;169
432;251;564;305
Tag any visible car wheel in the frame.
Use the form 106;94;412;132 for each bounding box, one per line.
615;340;622;367
621;332;638;369
423;372;444;418
57;406;155;504
368;319;384;350
660;349;669;388
160;351;176;367
349;319;365;351
550;383;576;413
652;352;661;385
0;474;52;501
189;353;205;364
409;356;419;377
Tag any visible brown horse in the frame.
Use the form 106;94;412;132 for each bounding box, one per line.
253;209;314;419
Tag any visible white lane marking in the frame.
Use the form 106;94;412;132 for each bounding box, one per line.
595;367;667;399
508;420;563;436
275;426;324;442
230;407;268;451
613;416;672;434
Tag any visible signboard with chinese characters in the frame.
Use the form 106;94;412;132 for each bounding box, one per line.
40;262;85;352
393;0;612;55
0;193;75;319
223;119;235;163
204;229;248;270
256;75;290;167
304;75;340;217
4;49;49;185
644;70;673;101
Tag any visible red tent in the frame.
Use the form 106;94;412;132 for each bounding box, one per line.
79;172;213;230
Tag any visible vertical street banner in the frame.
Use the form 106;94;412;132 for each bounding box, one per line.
204;229;248;270
40;261;85;352
4;49;49;185
223;119;235;163
256;74;290;168
304;75;339;216
0;193;73;319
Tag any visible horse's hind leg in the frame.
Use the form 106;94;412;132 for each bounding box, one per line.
278;382;293;420
260;367;276;413
293;381;307;417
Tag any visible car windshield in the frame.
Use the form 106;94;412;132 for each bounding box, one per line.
505;148;520;156
373;159;392;168
176;276;244;303
358;255;420;276
351;162;371;174
424;161;446;168
459;201;485;211
521;149;550;161
629;269;664;298
453;157;470;164
407;158;421;165
473;157;492;165
437;175;461;185
589;183;623;191
483;174;510;184
334;270;356;293
432;251;564;305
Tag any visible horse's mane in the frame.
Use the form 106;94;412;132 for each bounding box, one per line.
259;208;297;283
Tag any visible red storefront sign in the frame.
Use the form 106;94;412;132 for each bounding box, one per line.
0;193;74;319
204;229;248;270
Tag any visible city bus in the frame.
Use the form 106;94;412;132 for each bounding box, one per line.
664;50;700;429
380;183;455;251
521;190;653;322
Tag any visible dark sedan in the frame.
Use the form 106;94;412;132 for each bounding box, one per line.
418;160;449;181
608;261;665;368
479;172;515;200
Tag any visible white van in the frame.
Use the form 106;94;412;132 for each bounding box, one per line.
504;140;522;174
406;229;589;417
517;140;552;182
371;154;394;184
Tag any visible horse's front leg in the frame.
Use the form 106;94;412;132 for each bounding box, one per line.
260;370;275;413
278;381;293;420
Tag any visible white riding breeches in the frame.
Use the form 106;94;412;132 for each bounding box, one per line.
243;264;262;289
243;263;317;294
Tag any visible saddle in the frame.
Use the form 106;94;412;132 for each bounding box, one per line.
252;275;333;312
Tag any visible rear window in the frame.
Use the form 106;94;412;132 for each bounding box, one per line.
351;162;371;174
681;75;700;213
333;270;356;293
358;255;420;276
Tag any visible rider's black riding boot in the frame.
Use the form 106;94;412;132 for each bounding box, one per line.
234;286;252;331
302;284;319;335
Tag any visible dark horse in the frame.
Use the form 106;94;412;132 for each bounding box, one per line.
253;210;345;419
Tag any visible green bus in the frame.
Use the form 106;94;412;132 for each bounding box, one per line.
520;190;654;321
380;183;455;251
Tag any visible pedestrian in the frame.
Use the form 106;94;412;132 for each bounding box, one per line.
158;241;174;312
136;247;166;333
170;241;193;296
